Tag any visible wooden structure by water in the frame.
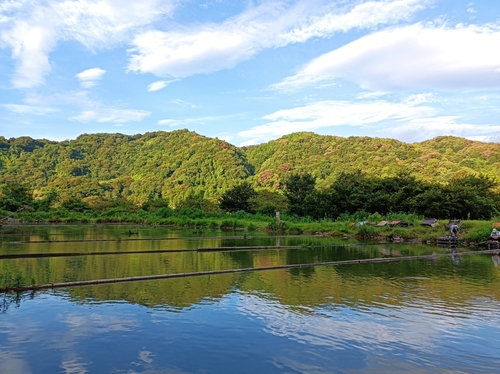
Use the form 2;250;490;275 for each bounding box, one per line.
436;236;459;245
483;236;500;250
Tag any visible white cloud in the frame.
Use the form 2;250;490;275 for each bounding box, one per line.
127;2;290;78
157;115;226;127
24;90;92;107
238;97;500;145
1;20;56;88
147;79;179;92
356;91;389;99
0;0;426;87
3;104;57;115
171;99;198;108
276;0;427;45
383;117;500;143
272;23;500;92
0;0;177;88
157;119;178;126
127;0;426;78
239;99;435;143
76;67;106;88
70;108;150;123
22;90;150;124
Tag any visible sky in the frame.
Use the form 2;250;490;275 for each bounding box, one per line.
1;0;500;146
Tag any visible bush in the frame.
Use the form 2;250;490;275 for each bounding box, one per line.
220;220;242;230
288;225;304;234
267;220;290;232
461;224;492;243
387;227;410;239
356;225;378;237
246;223;257;231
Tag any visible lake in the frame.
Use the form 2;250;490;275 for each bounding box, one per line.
1;225;500;373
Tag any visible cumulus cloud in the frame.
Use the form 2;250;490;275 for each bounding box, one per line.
0;0;427;87
76;67;106;88
1;20;56;88
271;23;500;92
127;0;426;78
238;97;500;145
0;0;177;88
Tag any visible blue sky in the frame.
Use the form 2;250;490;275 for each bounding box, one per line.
1;0;499;146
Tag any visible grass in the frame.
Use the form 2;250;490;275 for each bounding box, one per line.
7;209;499;243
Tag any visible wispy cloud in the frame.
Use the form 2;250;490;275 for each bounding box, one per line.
276;0;427;45
0;0;178;88
127;0;426;78
384;117;500;143
70;108;150;123
0;0;427;87
76;68;106;88
171;99;198;108
1;21;56;88
239;96;499;145
22;90;150;124
157;114;234;127
3;103;58;115
147;79;179;92
271;23;500;93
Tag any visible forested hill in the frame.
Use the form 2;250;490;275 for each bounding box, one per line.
1;130;499;206
0;130;251;206
245;132;500;189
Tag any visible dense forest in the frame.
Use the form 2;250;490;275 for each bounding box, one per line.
1;129;499;220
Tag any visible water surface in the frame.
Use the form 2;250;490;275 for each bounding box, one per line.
1;225;499;373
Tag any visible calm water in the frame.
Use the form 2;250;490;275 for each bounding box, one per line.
1;225;500;373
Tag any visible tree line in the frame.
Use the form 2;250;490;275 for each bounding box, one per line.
221;172;499;220
2;131;500;210
0;171;498;221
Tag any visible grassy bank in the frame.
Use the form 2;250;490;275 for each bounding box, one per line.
2;208;497;244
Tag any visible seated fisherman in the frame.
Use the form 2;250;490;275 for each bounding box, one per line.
450;223;460;238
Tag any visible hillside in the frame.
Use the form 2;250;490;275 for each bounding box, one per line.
1;130;499;206
0;130;251;206
245;132;500;189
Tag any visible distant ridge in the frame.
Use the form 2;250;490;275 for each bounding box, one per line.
1;130;499;204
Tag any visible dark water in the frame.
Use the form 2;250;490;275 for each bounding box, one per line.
1;225;500;373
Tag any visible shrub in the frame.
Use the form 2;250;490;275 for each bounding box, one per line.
220;220;241;229
461;225;492;243
356;225;378;237
246;223;257;231
267;220;290;232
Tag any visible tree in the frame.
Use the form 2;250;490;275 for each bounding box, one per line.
220;182;257;213
283;173;316;216
0;182;34;212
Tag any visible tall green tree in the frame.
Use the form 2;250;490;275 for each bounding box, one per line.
0;182;34;212
220;182;257;213
283;173;316;216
